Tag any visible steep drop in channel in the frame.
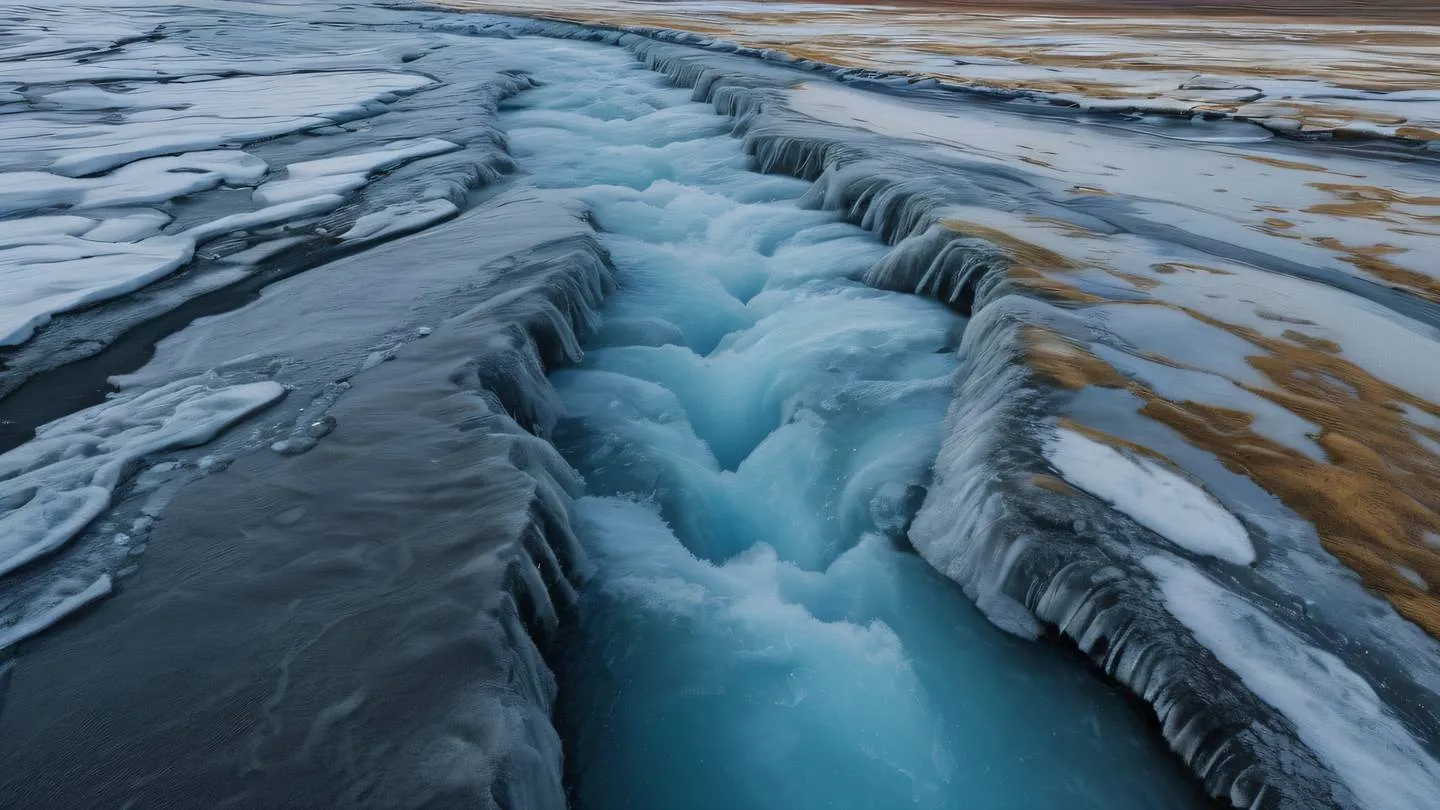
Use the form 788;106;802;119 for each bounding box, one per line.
495;39;1212;810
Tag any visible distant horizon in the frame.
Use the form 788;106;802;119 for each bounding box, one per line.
786;0;1439;23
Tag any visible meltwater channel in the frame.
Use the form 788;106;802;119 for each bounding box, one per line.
495;39;1212;810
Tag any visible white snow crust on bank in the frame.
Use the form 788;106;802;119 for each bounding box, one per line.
253;138;460;205
0;219;194;345
1046;428;1255;566
0;379;286;581
1145;555;1440;810
0;28;444;348
340;199;461;242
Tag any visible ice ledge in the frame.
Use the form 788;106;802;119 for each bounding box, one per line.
0;190;616;809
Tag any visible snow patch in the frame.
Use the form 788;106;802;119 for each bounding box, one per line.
1146;555;1440;810
0;151;267;216
1045;428;1254;565
254;138;459;206
0;228;193;345
0;379;286;576
340;199;459;242
182;194;345;246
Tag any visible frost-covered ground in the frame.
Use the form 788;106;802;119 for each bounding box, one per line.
449;0;1440;143
1;1;1439;809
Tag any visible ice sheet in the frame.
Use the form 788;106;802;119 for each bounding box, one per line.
0;230;193;345
0;151;268;216
2;72;436;177
253;138;459;206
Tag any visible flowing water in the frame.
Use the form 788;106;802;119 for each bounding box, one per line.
496;39;1209;810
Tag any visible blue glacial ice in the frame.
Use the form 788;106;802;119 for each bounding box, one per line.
493;39;1209;810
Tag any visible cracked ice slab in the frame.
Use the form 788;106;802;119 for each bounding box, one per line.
0;62;442;349
0;71;437;177
0;151;268;216
253;138;461;206
0;223;194;345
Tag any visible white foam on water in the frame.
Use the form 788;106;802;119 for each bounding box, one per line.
496;36;1210;810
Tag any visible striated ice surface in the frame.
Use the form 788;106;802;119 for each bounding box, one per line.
0;157;609;808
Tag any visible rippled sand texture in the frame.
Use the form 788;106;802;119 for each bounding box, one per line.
450;0;1440;144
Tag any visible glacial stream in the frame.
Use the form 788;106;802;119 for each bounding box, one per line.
497;39;1210;810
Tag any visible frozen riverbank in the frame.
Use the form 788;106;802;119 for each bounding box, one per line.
1;2;1438;808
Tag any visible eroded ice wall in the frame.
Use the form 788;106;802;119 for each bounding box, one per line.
0;5;616;806
0;187;613;807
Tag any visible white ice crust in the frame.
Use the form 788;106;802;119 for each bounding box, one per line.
1046;428;1255;566
0;379;286;578
1147;555;1440;810
254;138;460;206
